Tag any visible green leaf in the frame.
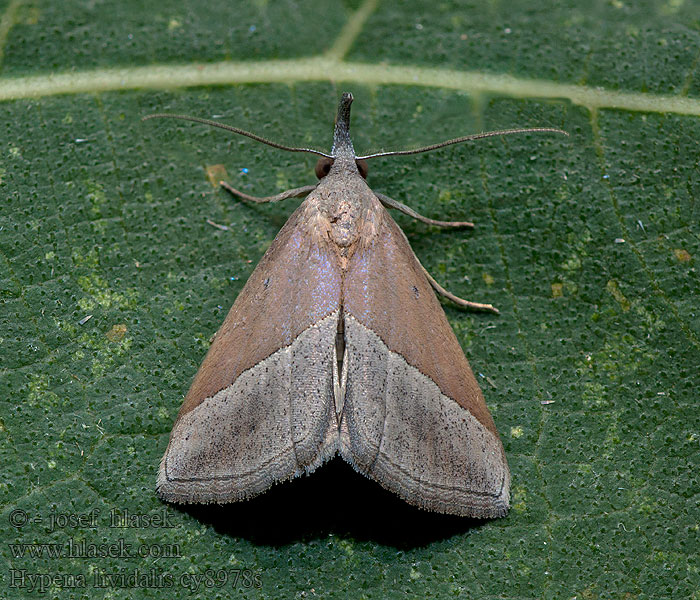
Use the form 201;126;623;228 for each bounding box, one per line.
1;1;698;599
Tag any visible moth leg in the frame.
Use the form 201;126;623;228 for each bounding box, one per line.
374;192;474;229
421;265;499;314
220;182;317;204
387;205;499;314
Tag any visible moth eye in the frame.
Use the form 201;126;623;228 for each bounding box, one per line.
315;157;333;179
356;159;369;179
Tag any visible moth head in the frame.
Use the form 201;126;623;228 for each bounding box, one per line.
314;157;369;180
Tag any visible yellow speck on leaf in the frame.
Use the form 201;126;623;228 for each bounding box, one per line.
22;7;40;25
673;248;691;262
206;164;228;187
606;279;631;311
106;324;127;342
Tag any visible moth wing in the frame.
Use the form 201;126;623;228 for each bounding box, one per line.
340;201;510;518
158;198;341;503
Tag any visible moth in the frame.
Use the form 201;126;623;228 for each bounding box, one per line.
145;93;565;518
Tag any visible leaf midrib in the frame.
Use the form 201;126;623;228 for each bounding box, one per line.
1;0;698;116
2;58;700;116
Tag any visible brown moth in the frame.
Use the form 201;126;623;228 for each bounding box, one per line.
145;93;566;518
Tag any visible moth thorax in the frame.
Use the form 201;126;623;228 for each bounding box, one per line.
329;198;361;248
328;155;360;176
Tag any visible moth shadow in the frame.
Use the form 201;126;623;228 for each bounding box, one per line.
180;459;486;549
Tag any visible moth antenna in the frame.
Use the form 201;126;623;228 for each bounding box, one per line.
356;127;569;160
142;113;334;158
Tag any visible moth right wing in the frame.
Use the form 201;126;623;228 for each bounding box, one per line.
340;199;510;518
158;198;342;504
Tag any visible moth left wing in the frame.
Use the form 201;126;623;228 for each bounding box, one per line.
340;198;510;518
158;199;342;504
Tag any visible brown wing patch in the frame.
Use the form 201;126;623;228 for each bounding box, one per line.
177;197;342;420
342;202;499;437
